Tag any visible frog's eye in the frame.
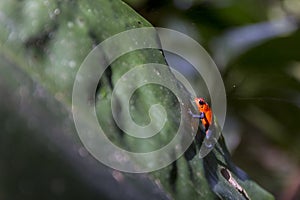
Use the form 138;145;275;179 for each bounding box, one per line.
199;99;205;105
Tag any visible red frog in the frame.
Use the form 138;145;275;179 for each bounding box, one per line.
189;97;212;133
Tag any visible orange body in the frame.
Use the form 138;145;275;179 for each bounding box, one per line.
194;98;212;132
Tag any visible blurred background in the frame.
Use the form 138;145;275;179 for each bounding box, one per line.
1;0;300;199
122;0;300;199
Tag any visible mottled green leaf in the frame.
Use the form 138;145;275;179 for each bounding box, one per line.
0;0;274;199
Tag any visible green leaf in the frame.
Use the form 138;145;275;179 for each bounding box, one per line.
0;0;274;199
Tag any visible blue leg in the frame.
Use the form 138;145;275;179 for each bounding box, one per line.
188;110;205;119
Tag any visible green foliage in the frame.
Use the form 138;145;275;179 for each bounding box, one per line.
126;0;300;197
0;0;280;199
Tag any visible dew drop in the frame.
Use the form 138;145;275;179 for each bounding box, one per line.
54;8;60;15
154;69;161;76
68;60;76;68
67;21;74;28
